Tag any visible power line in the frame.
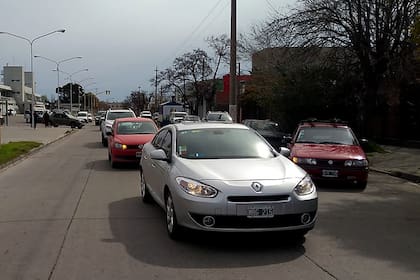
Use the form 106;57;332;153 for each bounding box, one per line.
159;0;227;66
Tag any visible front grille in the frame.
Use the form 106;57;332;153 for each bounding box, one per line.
127;145;140;150
190;212;316;229
227;195;289;202
316;159;344;168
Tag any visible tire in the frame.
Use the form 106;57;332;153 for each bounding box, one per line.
140;170;152;203
109;152;117;168
70;122;76;128
165;192;182;239
356;182;367;190
102;135;108;147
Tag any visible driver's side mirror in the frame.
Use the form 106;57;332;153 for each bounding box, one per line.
150;149;170;162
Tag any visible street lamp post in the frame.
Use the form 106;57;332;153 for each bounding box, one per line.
76;80;96;111
0;29;66;129
34;55;82;109
55;69;88;114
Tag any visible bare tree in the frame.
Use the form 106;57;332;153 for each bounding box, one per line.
246;0;419;137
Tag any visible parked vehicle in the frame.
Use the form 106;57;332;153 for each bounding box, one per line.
77;111;89;123
205;111;233;123
49;111;84;129
139;122;317;239
101;109;136;146
287;119;369;189
87;113;93;122
107;117;158;168
243;119;290;151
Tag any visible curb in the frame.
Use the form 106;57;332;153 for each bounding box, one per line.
370;167;420;184
0;129;76;173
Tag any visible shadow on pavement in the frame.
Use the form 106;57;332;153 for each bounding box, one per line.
105;197;305;269
315;174;420;274
88;160;139;172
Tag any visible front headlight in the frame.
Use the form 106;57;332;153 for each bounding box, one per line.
292;157;317;165
114;143;127;150
176;177;218;198
344;159;368;167
294;175;316;196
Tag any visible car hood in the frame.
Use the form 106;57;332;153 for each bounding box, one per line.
114;134;154;145
174;156;306;181
291;143;366;160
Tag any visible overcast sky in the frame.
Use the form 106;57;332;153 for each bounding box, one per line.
1;0;295;102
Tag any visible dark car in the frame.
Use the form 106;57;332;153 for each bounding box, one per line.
49;111;84;129
287;119;368;189
95;111;106;126
243;119;289;151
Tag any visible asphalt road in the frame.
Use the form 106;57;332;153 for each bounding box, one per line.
0;125;419;280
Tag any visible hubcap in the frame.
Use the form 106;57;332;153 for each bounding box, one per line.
166;196;174;233
140;173;145;197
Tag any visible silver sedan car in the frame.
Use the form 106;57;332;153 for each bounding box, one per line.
139;122;317;239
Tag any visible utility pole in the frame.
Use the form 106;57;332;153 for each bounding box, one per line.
155;66;158;112
229;0;237;122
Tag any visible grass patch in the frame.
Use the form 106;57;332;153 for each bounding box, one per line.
361;139;387;153
0;141;42;165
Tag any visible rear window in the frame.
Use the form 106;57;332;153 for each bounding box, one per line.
107;111;135;120
117;121;157;135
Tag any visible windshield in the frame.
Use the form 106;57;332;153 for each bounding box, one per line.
177;128;275;159
107;111;135;120
117;121;157;135
77;112;87;117
295;127;357;145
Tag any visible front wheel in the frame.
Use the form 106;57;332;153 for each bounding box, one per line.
165;192;182;239
140;170;152;203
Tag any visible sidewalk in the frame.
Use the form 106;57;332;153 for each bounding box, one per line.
0;114;73;145
368;145;420;184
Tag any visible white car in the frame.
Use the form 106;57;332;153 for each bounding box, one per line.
140;110;152;118
77;111;89;123
140;122;317;239
101;109;136;146
87;113;93;122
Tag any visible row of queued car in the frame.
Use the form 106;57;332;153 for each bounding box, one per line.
101;109;368;241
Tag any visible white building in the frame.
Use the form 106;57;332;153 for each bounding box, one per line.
1;65;42;113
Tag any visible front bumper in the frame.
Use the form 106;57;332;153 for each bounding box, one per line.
170;182;318;232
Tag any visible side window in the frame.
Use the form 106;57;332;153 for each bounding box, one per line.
161;131;172;156
152;130;167;148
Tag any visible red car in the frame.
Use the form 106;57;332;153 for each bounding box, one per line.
107;117;158;168
288;119;368;189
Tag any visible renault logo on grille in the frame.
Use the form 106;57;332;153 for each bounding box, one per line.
328;160;333;165
251;182;263;193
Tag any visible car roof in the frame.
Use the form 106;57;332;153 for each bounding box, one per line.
168;122;249;131
114;117;155;123
298;119;349;129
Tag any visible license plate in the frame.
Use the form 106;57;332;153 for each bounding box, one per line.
136;151;142;158
322;169;338;178
247;205;274;218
